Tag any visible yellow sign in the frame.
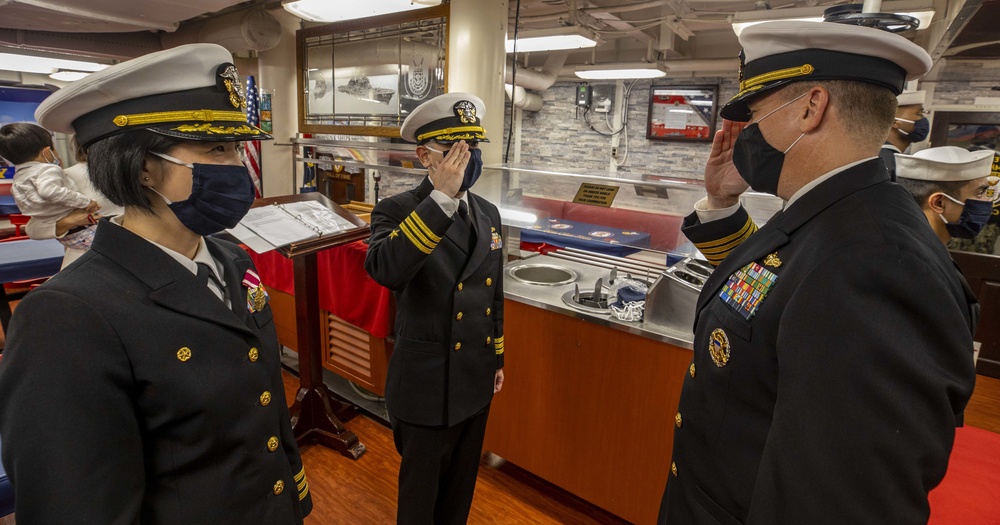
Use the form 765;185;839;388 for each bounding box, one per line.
572;183;620;207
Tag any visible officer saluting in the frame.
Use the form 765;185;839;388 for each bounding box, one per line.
365;93;505;525
0;44;311;524
659;21;977;524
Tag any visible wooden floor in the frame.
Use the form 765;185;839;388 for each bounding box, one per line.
286;371;1000;525
282;372;630;525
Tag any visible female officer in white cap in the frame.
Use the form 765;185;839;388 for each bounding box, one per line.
0;44;311;524
660;20;977;525
365;92;505;525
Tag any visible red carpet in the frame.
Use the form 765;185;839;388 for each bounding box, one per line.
929;426;1000;524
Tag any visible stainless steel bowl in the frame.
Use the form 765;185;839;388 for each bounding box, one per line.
507;264;578;286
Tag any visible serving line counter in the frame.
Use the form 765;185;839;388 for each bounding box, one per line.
485;253;697;525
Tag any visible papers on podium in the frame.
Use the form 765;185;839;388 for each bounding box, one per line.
229;200;356;253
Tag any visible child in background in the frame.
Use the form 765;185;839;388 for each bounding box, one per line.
0;122;99;249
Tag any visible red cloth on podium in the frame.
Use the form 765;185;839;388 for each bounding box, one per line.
244;240;392;338
928;425;1000;524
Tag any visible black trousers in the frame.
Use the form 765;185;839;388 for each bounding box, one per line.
390;405;491;525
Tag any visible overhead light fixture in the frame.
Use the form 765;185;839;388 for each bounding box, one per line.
506;26;599;53
730;0;935;35
49;71;92;82
575;63;666;80
0;53;108;75
282;0;441;23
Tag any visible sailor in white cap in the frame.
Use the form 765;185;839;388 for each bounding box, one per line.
0;44;312;524
879;89;929;180
896;146;997;243
660;21;978;525
364;92;504;524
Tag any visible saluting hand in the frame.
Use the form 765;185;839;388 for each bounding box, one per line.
704;119;749;209
427;140;471;198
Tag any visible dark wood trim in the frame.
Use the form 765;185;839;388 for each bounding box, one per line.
951;250;1000;378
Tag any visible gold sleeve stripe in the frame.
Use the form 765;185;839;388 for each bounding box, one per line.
408;212;442;243
403;216;439;250
299;484;310;501
399;220;434;254
294;467;306;482
297;475;308;491
693;216;757;249
694;223;757;266
696;232;755;256
495;336;504;343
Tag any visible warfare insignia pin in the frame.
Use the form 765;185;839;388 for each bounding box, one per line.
217;63;247;110
709;328;730;367
454;100;477;124
763;252;782;268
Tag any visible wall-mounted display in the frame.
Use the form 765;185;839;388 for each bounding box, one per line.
646;85;718;142
297;4;448;137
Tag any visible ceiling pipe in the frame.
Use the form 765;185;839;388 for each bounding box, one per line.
503;50;568;110
161;7;282;53
0;7;283;60
505;84;544;111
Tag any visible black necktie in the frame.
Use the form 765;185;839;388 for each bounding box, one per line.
457;201;476;253
196;262;224;292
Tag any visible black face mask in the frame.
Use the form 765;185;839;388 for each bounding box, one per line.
939;193;993;239
151;152;256;236
731;92;808;196
895;117;930;143
459;148;484;192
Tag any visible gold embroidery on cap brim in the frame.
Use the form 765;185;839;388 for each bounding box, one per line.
171;124;262;135
114;110;248;127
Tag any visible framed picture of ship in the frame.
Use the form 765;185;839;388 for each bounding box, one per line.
297;5;448;137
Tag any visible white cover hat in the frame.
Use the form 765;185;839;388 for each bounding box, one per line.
895;146;995;181
896;90;926;106
35;43;268;146
400;92;489;144
723;20;932;121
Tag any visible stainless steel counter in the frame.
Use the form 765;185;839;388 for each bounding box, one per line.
503;254;695;349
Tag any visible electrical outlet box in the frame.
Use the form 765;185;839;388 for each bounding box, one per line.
576;84;592;108
592;84;614;113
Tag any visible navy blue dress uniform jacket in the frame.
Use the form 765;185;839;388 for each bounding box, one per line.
0;221;312;525
365;177;504;427
660;159;978;525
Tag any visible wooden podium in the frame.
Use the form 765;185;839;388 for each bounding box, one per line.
252;192;370;459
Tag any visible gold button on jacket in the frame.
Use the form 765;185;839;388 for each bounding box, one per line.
259;391;271;406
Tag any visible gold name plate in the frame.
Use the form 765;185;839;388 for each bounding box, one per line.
573;183;620;208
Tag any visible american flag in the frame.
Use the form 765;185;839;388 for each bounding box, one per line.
245;75;263;198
